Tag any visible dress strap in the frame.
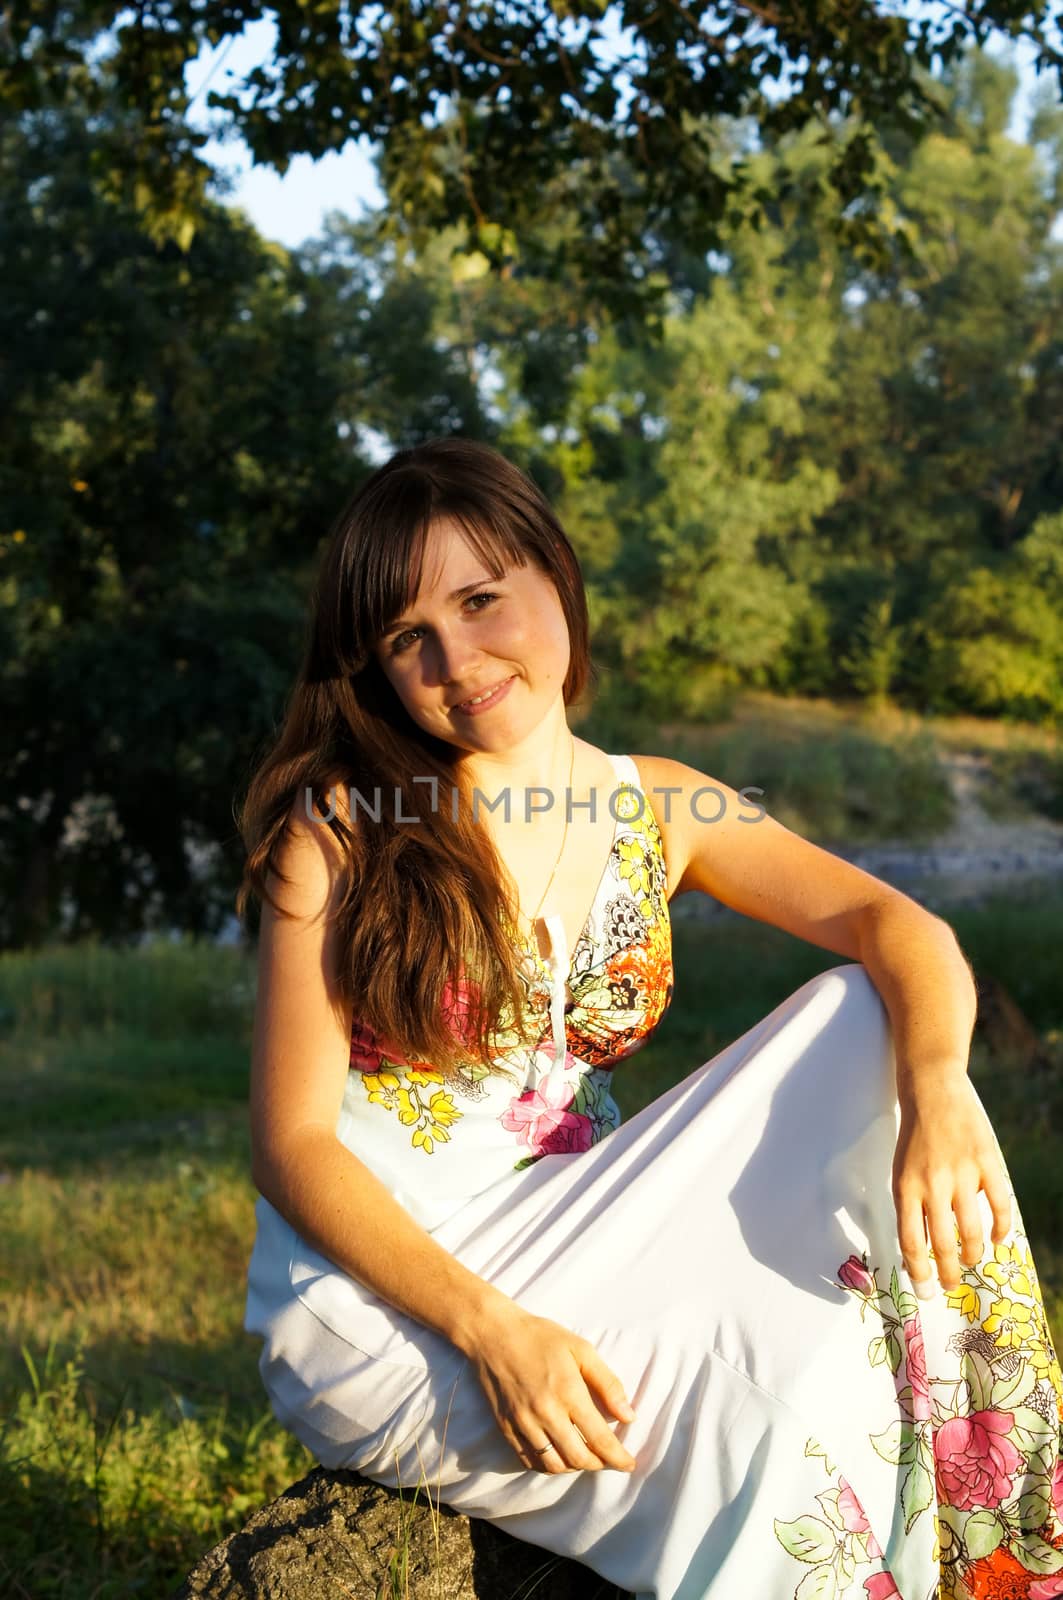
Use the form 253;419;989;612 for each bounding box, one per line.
606;752;641;793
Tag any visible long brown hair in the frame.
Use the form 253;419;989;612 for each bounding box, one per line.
235;436;597;1081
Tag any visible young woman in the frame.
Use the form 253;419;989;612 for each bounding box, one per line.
238;437;1063;1599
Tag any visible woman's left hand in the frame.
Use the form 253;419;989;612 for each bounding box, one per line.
891;1075;1013;1296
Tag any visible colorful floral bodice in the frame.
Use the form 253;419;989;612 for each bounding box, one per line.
334;753;675;1231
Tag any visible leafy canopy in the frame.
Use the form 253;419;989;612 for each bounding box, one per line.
4;0;1061;323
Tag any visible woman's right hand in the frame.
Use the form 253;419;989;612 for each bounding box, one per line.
459;1301;639;1474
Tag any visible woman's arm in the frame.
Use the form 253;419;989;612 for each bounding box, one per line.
249;795;512;1357
856;896;1012;1299
854;894;979;1112
252;1128;512;1357
632;753;1013;1298
250;796;640;1476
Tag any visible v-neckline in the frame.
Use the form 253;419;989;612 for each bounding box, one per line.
507;754;628;995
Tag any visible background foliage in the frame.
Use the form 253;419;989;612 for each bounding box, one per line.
3;41;1062;944
1;898;1061;1597
6;0;1061;320
3;13;1062;1592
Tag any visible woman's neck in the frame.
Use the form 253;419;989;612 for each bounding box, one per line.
455;720;577;829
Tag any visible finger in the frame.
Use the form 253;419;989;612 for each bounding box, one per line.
896;1189;934;1296
967;1107;1013;1245
511;1428;549;1471
556;1416;604;1472
506;1413;545;1471
505;1398;563;1474
953;1186;986;1269
516;1417;568;1474
518;1399;589;1474
535;1441;568;1474
981;1159;1013;1246
576;1346;638;1425
569;1402;637;1472
926;1190;963;1291
524;1444;564;1474
514;1430;555;1472
528;1418;592;1474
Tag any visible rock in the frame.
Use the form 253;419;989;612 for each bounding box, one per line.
173;1465;632;1599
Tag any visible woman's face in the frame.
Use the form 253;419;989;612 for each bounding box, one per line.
372;516;571;754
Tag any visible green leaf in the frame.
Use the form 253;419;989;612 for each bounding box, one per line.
1013;1484;1051;1531
990;1359;1038;1411
901;1459;935;1534
939;1503;969;1541
795;1563;839;1600
963;1510;1004;1559
1006;1534;1063;1575
804;1438;837;1474
868;1335;888;1367
1029;1439;1058;1480
773;1515;838;1564
870;1420;904;1464
1010;1404;1055;1450
884;1332;904;1373
816;1488;845;1531
963;1351;993;1411
450;250;491;285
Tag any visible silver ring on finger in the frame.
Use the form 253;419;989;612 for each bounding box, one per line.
534;1439;557;1456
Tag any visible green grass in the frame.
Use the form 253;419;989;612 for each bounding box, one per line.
578;687;1063;838
0;939;313;1599
2;886;1062;1598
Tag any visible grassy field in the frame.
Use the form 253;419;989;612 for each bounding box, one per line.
578;687;1063;840
2;707;1061;1599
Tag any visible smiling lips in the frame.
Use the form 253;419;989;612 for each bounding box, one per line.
453;675;516;713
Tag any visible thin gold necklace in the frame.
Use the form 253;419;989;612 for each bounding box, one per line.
521;734;576;939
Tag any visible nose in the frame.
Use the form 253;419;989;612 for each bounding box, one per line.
431;621;483;684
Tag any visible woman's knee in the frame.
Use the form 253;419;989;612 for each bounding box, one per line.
802;964;895;1082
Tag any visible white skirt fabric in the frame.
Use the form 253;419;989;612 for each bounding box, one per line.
245;963;1063;1600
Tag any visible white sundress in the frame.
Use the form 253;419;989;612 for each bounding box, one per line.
245;753;1063;1600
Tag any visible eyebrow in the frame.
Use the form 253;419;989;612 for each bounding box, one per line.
379;576;503;638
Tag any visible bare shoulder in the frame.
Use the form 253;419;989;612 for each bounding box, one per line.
628;750;902;959
268;779;354;923
626;751;773;902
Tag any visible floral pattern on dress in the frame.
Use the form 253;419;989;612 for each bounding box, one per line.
775;1437;907;1597
348;775;674;1163
501;1068;595;1157
775;1232;1063;1598
502;1059;623;1169
514;780;675;1073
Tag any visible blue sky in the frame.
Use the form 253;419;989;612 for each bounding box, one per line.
182;6;638;247
184;16;386;248
182;7;1060;251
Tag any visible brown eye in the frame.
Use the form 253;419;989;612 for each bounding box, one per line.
389;592;500;654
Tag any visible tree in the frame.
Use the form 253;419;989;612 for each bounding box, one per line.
917;511;1063;720
0;95;375;946
4;39;1062;946
795;50;1063;710
4;1;1061;326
